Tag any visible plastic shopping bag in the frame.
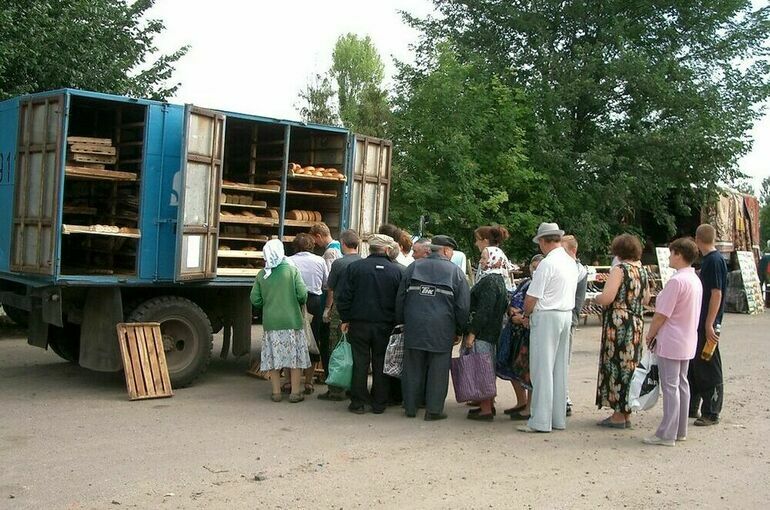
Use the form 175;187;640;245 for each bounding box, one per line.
629;350;660;411
451;345;497;403
383;325;405;378
303;305;320;356
325;333;353;390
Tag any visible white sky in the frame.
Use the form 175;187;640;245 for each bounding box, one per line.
151;0;767;192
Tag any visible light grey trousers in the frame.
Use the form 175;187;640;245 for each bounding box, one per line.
656;356;690;441
528;310;572;432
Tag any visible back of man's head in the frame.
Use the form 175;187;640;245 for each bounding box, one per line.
340;229;360;250
562;235;578;255
695;224;716;245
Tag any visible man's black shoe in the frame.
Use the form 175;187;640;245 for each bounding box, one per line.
424;412;447;421
566;404;572;417
318;391;347;401
348;405;366;415
372;408;385;415
405;411;416;418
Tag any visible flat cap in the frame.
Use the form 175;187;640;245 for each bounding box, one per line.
431;235;458;250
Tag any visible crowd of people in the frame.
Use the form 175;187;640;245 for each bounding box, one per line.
250;220;729;446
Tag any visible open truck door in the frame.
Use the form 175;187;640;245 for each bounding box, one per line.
349;135;392;243
10;95;65;275
175;105;225;281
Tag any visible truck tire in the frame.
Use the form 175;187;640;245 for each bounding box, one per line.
2;305;29;327
48;323;81;363
127;296;213;388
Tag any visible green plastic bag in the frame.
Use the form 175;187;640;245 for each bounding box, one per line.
325;333;353;390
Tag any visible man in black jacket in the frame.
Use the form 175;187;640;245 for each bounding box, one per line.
337;234;403;414
396;235;471;421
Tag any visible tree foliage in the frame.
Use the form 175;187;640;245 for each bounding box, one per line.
0;0;187;100
390;45;550;257
402;0;770;255
296;73;339;125
330;33;390;136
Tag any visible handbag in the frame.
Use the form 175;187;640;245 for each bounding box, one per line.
325;333;353;390
302;305;320;356
451;344;497;403
629;350;660;411
383;325;405;378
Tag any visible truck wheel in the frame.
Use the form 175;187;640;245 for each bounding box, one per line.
128;296;213;388
48;323;81;363
2;305;29;327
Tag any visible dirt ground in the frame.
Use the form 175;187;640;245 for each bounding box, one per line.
1;311;768;510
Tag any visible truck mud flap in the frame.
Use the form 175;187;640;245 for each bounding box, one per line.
230;288;252;358
79;288;123;372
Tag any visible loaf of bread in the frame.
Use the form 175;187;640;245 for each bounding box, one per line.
313;211;322;222
287;210;301;220
266;208;279;219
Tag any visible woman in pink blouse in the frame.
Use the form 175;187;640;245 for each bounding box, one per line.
643;238;703;446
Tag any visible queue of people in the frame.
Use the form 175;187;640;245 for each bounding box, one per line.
249;220;728;446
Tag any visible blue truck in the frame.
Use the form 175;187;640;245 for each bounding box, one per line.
0;88;392;386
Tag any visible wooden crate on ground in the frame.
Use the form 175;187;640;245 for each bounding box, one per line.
116;322;173;400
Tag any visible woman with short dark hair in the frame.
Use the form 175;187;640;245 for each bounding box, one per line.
643;238;703;446
594;234;651;428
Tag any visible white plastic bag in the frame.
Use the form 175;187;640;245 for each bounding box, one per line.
629;350;660;411
383;325;405;378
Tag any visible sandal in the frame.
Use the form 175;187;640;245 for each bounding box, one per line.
289;393;305;403
271;393;283;403
304;384;315;395
503;405;526;416
281;382;292;394
597;417;626;429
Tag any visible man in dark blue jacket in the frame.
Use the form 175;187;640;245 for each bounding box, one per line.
397;235;470;421
337;234;403;414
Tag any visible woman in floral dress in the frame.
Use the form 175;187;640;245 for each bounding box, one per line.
595;234;651;427
251;239;311;403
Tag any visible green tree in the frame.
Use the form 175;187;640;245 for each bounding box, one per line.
296;73;339;125
389;44;550;258
330;33;390;136
0;0;187;100
407;1;770;255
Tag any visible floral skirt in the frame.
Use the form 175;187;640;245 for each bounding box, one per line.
596;312;643;413
260;329;311;371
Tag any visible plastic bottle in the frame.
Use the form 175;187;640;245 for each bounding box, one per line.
700;323;721;361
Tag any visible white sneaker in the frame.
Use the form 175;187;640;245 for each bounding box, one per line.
677;436;686;442
643;435;675;447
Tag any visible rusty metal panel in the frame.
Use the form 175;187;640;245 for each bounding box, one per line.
11;96;64;275
351;135;392;238
175;105;224;281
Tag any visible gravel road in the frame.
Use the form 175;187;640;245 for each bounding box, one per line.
1;312;768;509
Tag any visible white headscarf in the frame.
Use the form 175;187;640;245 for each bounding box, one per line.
262;239;286;279
476;246;514;291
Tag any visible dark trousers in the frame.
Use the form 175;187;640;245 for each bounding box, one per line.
349;321;395;412
307;293;323;364
688;330;724;418
402;348;451;415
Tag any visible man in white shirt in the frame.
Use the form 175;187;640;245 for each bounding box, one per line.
518;223;579;433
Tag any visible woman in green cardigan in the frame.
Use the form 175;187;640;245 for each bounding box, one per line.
251;239;311;403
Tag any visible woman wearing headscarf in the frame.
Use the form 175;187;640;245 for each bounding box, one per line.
502;255;543;421
250;239;311;403
464;240;510;421
473;225;514;290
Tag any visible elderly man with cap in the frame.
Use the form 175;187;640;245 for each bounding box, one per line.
518;222;579;433
396;235;471;421
337;234;403;414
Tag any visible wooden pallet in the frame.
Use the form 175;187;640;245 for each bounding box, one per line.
69;143;117;156
116;322;173;401
67;136;113;146
71;153;117;165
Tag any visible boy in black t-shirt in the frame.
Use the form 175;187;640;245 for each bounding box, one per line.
689;224;728;426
